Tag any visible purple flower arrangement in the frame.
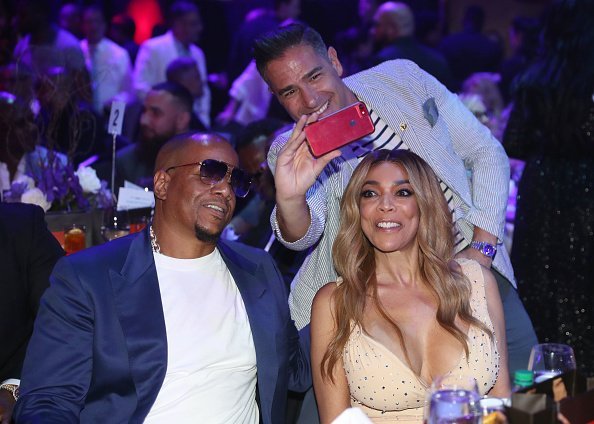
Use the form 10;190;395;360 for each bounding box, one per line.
4;158;113;212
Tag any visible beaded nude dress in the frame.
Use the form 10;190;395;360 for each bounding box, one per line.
341;259;499;423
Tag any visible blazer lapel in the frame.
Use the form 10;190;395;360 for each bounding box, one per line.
345;71;428;155
217;241;280;412
109;229;167;420
344;64;474;207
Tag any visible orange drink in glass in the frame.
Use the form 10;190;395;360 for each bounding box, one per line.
64;224;86;254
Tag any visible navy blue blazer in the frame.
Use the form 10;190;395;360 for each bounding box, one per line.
14;229;310;423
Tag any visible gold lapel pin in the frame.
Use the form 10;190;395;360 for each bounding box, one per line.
400;122;407;131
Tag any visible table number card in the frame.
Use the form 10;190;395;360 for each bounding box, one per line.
108;101;126;136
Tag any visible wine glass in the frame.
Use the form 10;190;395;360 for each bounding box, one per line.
101;208;130;242
528;343;576;383
427;374;481;424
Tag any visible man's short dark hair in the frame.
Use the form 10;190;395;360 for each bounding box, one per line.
168;1;200;23
166;57;198;81
253;23;328;79
151;81;193;113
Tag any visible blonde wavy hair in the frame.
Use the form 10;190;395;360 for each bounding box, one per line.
321;149;493;381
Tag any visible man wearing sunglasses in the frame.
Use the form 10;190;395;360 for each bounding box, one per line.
14;133;311;424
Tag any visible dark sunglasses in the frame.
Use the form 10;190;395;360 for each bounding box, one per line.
165;159;252;198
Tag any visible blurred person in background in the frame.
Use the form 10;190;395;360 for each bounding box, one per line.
215;0;301;132
499;16;540;104
58;3;82;40
34;66;102;165
166;57;207;131
134;1;211;128
333;0;379;76
370;2;453;89
227;0;302;84
0;63;35;109
13;0;86;82
459;72;506;141
95;82;192;192
439;5;503;91
108;13;139;64
0;91;66;195
80;5;135;118
503;0;594;377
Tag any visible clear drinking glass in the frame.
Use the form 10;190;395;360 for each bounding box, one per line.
478;397;506;424
64;224;86;254
527;343;576;383
427;374;481;424
101;208;130;242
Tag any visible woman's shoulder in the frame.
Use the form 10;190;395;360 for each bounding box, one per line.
454;258;483;277
314;280;341;303
313;280;346;314
311;281;342;329
453;258;497;294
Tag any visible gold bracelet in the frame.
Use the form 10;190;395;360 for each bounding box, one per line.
0;383;19;401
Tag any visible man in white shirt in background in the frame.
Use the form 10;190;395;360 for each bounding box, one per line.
80;5;135;118
134;1;211;128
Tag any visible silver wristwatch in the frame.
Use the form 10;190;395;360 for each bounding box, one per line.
469;241;497;258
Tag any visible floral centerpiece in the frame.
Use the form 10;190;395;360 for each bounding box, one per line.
4;160;113;212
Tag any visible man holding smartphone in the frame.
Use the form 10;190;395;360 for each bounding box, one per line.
253;22;536;409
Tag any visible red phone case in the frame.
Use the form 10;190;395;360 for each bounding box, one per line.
304;102;374;157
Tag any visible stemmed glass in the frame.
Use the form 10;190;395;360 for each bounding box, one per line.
528;343;576;383
101;208;130;242
427;374;481;424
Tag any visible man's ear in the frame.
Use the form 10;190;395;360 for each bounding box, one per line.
327;46;344;77
153;170;170;200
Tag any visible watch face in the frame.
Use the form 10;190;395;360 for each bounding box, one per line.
483;244;496;257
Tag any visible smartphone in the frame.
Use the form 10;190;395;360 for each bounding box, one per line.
304;101;374;157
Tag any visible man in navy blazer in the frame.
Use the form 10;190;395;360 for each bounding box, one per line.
14;133;310;423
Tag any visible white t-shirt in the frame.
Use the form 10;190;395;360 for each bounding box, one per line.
144;248;258;423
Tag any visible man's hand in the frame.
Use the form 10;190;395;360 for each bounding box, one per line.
455;246;493;269
274;113;341;242
275;113;341;202
0;389;16;424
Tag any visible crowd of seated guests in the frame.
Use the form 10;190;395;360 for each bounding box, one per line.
0;0;535;196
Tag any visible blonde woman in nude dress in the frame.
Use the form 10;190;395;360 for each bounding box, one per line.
311;149;510;423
